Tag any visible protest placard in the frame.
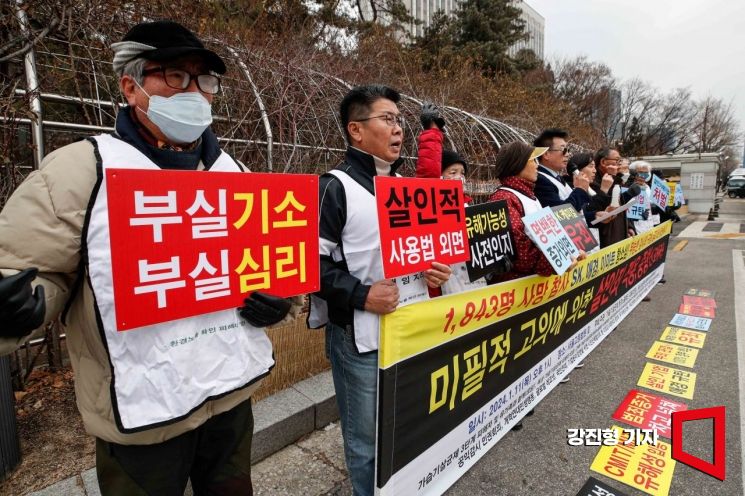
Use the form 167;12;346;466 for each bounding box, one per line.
551;204;598;253
375;177;469;278
464;200;514;282
651;175;671;209
107;169;319;331
523;207;579;275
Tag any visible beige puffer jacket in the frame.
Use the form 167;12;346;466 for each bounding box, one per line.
0;139;301;445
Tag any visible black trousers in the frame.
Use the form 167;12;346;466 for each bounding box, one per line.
96;398;254;496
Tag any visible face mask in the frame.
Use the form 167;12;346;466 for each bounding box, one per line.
639;172;652;182
136;81;213;144
442;175;466;186
622;173;630;182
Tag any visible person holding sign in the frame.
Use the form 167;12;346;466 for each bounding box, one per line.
489;142;586;283
566;153;616;229
416;103;486;295
0;21;301;495
310;85;451;496
532;128;591;211
593;147;641;247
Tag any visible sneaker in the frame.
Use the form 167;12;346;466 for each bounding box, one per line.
658;278;667;284
642;296;651;302
560;376;570;384
511;422;524;431
574;362;585;369
525;409;535;417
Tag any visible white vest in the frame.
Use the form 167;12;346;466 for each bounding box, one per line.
86;134;274;432
499;186;542;216
538;167;573;200
309;169;427;353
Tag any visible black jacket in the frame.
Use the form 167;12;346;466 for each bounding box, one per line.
316;147;403;327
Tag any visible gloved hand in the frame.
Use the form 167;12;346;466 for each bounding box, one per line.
238;292;292;328
642;209;649;221
420;102;446;130
0;268;46;338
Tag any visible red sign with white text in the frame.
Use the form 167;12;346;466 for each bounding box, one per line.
375;177;469;278
106;169;319;330
612;389;687;438
678;303;716;318
682;295;717;308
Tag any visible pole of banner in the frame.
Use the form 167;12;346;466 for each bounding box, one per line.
16;0;45;169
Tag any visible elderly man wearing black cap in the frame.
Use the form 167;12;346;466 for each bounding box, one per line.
0;21;299;495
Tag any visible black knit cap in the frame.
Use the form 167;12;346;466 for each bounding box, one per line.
122;21;226;74
442;149;467;174
567;153;593;175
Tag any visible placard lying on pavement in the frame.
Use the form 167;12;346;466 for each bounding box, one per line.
684;288;715;298
669;314;712;331
376;222;672;495
681;295;716;308
612;389;687;438
678;303;715;318
659;327;706;349
638;362;696;400
575;476;629;496
646;341;699;368
590;425;676;496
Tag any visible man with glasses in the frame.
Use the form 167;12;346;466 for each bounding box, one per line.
0;21;299;495
532;128;591;211
310;85;452;495
593;147;641;247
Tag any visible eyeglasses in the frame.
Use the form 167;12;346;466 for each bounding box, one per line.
356;113;405;128
548;147;570;155
142;67;222;95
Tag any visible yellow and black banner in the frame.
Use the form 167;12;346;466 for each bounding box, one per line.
376;222;672;495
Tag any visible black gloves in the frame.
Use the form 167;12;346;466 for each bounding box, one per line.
238;292;292;328
0;268;46;338
420;102;446;131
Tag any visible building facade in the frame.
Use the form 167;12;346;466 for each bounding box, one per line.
507;1;545;60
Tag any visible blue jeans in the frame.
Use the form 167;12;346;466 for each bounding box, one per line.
326;323;378;496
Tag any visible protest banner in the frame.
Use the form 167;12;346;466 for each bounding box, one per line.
106;169;319;331
551;204;599;253
650;176;671;210
464;201;514;282
590;425;676;495
522;207;579;275
612;390;687;438
376;222;672;495
375;177;469;278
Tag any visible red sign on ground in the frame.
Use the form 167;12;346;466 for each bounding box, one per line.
375;177;469;278
612;389;687;438
107;169;319;330
678;303;716;318
682;295;717;308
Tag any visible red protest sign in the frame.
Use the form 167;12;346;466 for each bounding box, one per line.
375;176;469;278
678;303;716;318
106;169;319;331
612;389;687;438
682;295;717;308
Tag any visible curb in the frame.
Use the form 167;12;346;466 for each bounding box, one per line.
27;370;338;496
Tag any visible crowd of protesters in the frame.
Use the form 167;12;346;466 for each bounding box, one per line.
0;19;685;496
